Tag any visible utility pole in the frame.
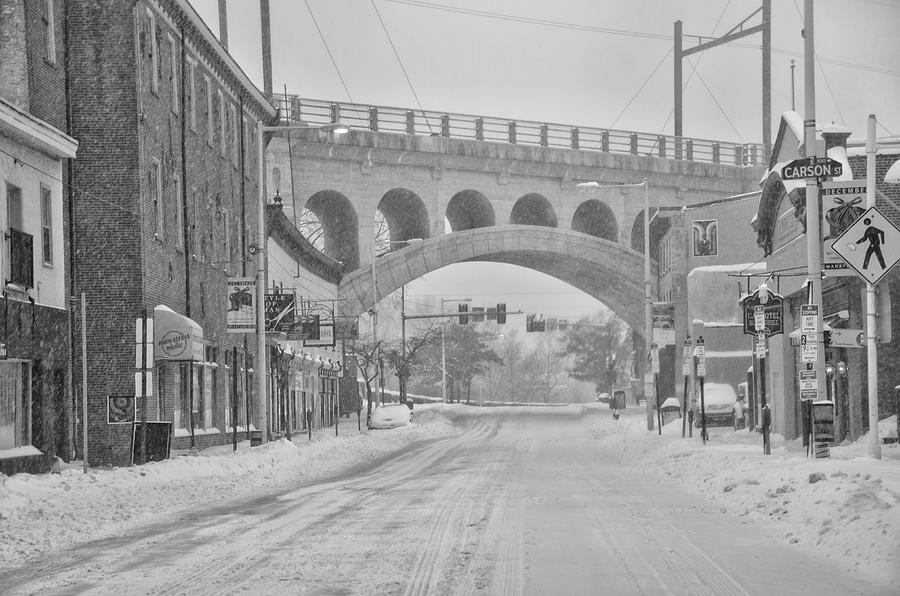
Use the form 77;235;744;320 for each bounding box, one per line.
674;1;771;160
803;0;827;425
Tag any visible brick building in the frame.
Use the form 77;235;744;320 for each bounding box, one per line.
0;0;78;474
66;0;276;465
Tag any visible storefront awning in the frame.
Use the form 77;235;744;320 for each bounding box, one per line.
154;305;204;362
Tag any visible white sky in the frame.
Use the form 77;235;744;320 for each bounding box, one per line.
2;405;898;585
189;0;900;323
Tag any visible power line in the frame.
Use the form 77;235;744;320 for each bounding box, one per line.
687;59;744;142
609;47;672;130
370;0;433;134
383;0;900;78
305;0;354;103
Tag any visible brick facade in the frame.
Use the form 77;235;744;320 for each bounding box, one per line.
66;0;275;465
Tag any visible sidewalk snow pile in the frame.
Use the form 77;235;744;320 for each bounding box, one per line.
589;407;900;584
0;405;456;567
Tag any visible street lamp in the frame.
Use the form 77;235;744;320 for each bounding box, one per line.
371;237;423;405
577;179;654;430
256;120;348;444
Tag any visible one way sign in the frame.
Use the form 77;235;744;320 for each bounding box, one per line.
831;207;900;285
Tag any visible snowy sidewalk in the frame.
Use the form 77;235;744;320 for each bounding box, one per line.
586;405;900;585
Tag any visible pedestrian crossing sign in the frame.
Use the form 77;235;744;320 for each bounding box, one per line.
831;207;900;285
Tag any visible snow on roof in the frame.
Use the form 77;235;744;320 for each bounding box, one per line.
688;262;766;276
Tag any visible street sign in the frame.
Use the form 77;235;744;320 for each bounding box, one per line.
800;304;819;334
755;333;766;359
682;338;692;376
822;181;866;276
831;206;900;285
799;369;818;400
801;333;818;363
753;305;765;332
781;156;843;180
829;328;864;349
695;337;706;376
650;343;660;374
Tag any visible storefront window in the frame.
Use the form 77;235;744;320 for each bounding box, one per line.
0;361;28;450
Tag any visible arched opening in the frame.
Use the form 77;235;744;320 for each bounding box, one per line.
572;200;618;241
376;188;430;249
510;193;557;227
446;189;495;231
304;190;359;269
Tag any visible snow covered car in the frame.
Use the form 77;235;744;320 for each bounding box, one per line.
369;403;412;429
694;383;738;427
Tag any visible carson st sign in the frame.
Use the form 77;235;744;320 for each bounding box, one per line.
781;157;843;181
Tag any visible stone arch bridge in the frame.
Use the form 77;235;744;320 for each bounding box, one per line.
265;97;765;338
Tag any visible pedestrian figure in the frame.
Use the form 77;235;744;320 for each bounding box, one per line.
855;217;886;270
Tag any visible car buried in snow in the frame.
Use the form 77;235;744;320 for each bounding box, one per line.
369;403;412;430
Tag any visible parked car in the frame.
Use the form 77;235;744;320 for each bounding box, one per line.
596;392;610;403
369;403;412;429
694;382;738;427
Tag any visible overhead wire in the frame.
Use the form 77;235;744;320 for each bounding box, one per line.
687;60;745;142
369;0;434;134
383;0;900;77
304;0;354;103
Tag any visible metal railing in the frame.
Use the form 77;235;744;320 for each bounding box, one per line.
272;95;764;167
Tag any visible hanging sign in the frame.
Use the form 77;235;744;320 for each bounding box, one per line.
822;181;866;276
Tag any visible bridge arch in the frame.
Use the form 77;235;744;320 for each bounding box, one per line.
446;189;495;231
572;199;618;242
378;188;431;243
305;190;359;269
338;225;658;338
510;193;557;227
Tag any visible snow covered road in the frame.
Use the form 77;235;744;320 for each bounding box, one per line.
2;406;895;595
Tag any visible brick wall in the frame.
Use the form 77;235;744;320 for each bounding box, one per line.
66;0;272;465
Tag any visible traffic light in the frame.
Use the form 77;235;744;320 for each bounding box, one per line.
497;303;506;324
823;329;832;347
527;314;535;332
458;304;468;324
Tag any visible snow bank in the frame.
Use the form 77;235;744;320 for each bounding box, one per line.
587;406;900;584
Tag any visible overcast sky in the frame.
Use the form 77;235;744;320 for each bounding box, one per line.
189;0;900;323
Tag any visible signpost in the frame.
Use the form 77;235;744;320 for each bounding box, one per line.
780;156;843;180
695;337;707;445
682;336;691;438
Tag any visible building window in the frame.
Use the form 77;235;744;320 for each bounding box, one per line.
186;57;196;131
218;90;227;158
168;33;179;114
190;187;199;257
6;184;33;289
40;185;52;265
150;160;163;239
173;175;183;251
146;9;159;94
231;104;239;167
205;76;214;146
223;209;231;272
42;0;56;65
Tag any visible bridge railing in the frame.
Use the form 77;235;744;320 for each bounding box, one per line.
273;95;764;167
